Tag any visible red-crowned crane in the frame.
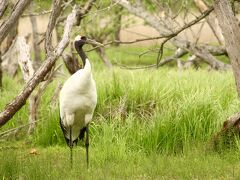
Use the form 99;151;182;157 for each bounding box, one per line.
59;35;100;168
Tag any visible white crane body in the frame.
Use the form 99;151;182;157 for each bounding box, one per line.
60;59;97;141
59;35;101;168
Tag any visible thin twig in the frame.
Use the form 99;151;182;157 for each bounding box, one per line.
21;0;73;17
22;10;52;17
155;6;214;68
81;1;119;18
86;36;168;52
114;63;156;70
86;7;213;70
0;120;41;137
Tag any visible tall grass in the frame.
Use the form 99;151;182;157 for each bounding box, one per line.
1;54;240;178
1;67;239;152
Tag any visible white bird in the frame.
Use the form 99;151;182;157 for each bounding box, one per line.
59;35;100;167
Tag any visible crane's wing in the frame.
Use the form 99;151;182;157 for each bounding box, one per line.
59;115;79;146
59;116;68;143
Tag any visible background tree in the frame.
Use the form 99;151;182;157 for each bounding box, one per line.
81;3;125;68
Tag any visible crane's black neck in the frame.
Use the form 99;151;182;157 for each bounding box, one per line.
75;42;87;67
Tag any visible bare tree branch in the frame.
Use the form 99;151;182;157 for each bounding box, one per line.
194;0;225;45
214;0;240;95
0;0;8;18
86;36;169;51
115;0;229;70
0;120;41;137
45;0;63;55
62;53;81;74
0;0;32;45
29;1;41;63
115;48;187;70
22;10;52;17
2;38;20;77
114;0;170;35
28;71;54;134
155;6;214;67
0;6;77;127
0;52;2;89
75;0;96;26
16;37;34;81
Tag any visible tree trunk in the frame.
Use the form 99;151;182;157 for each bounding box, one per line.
113;7;123;46
28;77;53;134
62;53;81;74
3;13;19;54
45;0;63;55
96;47;112;68
214;0;240;96
194;0;225;45
2;38;20;77
0;0;32;44
29;1;41;63
0;51;2;89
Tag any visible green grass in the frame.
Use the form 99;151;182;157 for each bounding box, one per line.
1;146;240;179
0;46;239;179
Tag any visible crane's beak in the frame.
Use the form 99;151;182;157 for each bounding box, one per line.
85;38;104;47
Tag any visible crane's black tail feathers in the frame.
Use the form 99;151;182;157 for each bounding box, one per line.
79;127;86;140
60;117;79;146
60;115;87;146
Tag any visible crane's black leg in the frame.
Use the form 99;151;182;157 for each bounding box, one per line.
70;126;73;168
85;124;89;168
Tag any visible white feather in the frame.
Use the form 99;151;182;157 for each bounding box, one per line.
59;59;97;140
74;35;81;41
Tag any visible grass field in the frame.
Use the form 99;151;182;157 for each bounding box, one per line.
1;47;240;179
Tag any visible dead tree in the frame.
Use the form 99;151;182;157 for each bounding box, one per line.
82;4;126;68
14;37;36;133
214;0;240;96
3;20;19;55
113;0;229;70
0;51;2;89
194;0;225;45
0;0;29;82
2;38;21;77
208;0;240;147
0;0;5;87
2;36;49;134
45;0;63;55
113;6;123;46
0;6;77;127
29;1;41;63
16;37;34;82
26;0;63;134
0;0;8;18
62;53;81;74
61;0;96;71
96;46;112;68
0;1;20;77
0;0;32;45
